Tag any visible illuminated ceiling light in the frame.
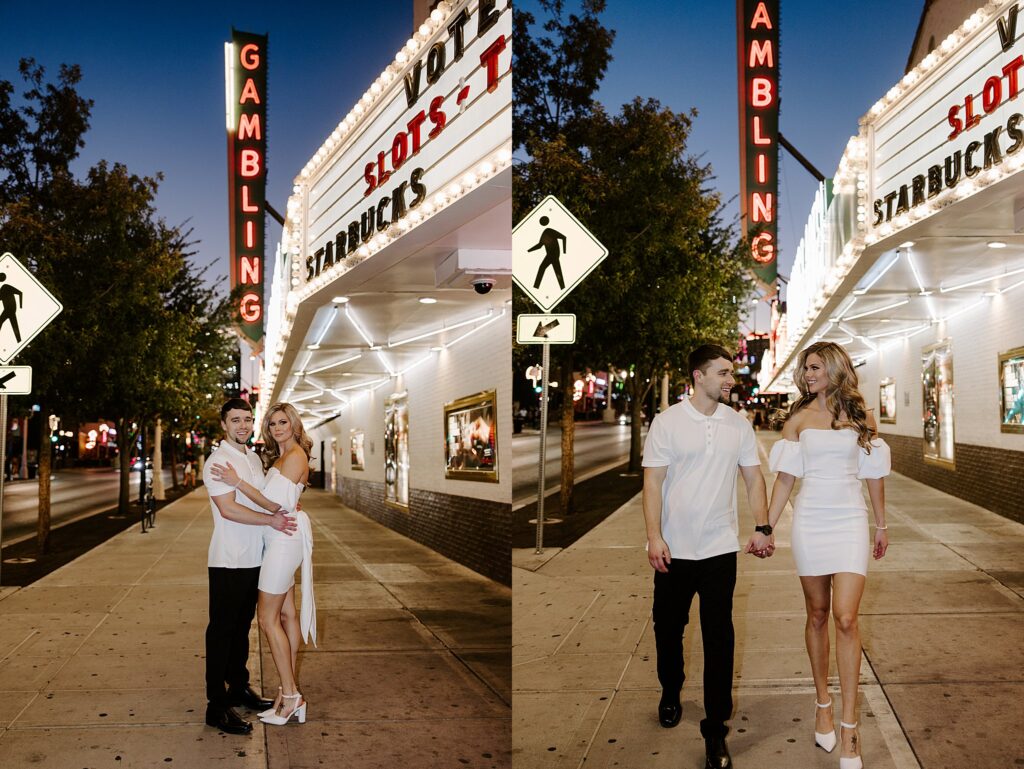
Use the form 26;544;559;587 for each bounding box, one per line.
445;309;507;349
940;264;1024;293
293;370;305;377
306;344;320;350
852;251;900;295
987;241;1007;248
938;296;988;322
418;297;437;304
388;309;494;348
866;322;930;339
331;296;350;304
1000;276;1024;294
899;241;915;248
843;298;910;321
307;352;362;376
430;346;443;352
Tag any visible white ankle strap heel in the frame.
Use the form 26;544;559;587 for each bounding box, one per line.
813;699;836;753
260;692;306;725
839;722;863;769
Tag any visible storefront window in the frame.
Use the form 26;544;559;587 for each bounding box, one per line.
999;347;1024;434
922;340;954;466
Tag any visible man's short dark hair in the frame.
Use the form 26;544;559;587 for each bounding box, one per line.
220;398;252;422
688;344;734;381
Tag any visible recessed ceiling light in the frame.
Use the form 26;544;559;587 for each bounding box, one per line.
899;241;915;248
418;297;438;304
312;399;321;404
307;344;320;350
987;241;1007;248
342;373;353;377
430;346;443;352
332;296;350;304
293;370;305;376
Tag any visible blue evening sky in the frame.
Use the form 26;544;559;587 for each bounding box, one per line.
517;0;924;331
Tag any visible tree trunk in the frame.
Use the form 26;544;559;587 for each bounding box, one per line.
559;355;575;516
36;407;52;554
627;373;655;472
138;420;147;506
117;418;132;515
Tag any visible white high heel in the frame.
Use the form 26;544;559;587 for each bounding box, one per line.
258;687;282;719
259;692;306;725
839;721;863;769
814;698;837;752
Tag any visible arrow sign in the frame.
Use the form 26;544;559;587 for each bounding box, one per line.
517;314;576;345
0;366;32;394
534;319;561;338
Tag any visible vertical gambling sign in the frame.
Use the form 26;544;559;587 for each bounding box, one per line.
225;30;267;347
737;0;779;285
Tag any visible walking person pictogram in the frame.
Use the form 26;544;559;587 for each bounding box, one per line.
0;273;23;343
529;216;567;290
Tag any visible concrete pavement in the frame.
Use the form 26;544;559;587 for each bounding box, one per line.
0;488;511;768
513;433;1023;769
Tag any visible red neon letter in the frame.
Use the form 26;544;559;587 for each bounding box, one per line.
752;192;774;222
239;78;261;104
751;232;775;263
240;256;261;284
752;116;771;145
1003;55;1024;99
947;105;963;141
751;77;774;107
376;151;392;187
392;131;409;170
239;293;262;323
240;149;261;177
407;110;427;154
238;113;262;140
479;35;507;93
756;154;768;184
964;93;980;129
245;220;256;249
749;39;774;68
750;2;773;29
240;44;260;70
983;75;1002;113
428;95;447;139
241;185;258;213
364;162;377;197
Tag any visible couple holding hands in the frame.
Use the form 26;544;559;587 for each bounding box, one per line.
643;342;890;769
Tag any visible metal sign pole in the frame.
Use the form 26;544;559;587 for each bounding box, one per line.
0;393;7;585
535;341;550;554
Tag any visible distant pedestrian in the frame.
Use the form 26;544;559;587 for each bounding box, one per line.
183;459;195;489
641;344;771;769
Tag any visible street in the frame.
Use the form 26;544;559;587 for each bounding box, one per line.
1;467;176;546
512;420;645;507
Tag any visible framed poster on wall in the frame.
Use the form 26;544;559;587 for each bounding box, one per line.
384;392;409;507
879;378;896;424
999;346;1024;434
922;340;955;466
444;390;498;482
350;430;365;471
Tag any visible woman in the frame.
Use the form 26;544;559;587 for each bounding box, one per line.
211;402;316;726
765;342;890;769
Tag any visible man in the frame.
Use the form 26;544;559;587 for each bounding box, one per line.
641;345;773;769
203;398;297;735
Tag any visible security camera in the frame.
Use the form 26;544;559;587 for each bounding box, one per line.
471;277;495;295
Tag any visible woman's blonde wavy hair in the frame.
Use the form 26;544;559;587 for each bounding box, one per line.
260;402;314;471
773;342;875;451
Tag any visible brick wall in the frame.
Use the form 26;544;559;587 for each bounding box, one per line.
341;476;511;584
881;432;1024;524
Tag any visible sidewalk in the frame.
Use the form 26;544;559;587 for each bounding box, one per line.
513;433;1023;769
0;488;511;768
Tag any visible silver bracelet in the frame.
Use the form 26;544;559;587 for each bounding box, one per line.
875;524;888;530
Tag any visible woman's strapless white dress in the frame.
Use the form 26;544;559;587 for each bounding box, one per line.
258;467;316;644
769;429;890;576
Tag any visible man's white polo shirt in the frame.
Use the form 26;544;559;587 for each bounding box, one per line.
642;398;760;561
204;440;268;569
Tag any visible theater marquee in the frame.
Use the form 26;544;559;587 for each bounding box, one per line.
225;29;268;347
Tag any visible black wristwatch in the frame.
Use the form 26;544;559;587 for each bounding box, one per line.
755;524;773;536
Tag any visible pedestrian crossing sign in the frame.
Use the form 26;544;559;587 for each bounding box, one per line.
0;253;64;364
512;196;608;312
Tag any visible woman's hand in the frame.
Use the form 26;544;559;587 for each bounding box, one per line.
210;461;240;487
873;527;889;560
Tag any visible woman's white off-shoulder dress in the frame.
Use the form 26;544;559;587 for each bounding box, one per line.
258;467;317;644
769;429;890;576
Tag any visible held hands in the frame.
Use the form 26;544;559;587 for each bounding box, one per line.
647;537;672;573
210;462;240;487
745;532;776;559
873;527;889;560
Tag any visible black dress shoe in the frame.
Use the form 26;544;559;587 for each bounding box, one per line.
205;705;253;735
228;686;274;711
658;692;682;728
704;735;732;769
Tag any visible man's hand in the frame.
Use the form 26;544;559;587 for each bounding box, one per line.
268;511;297;535
647;537;672;573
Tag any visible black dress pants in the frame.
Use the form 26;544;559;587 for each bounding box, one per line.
206;566;260;707
652;552;737;738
